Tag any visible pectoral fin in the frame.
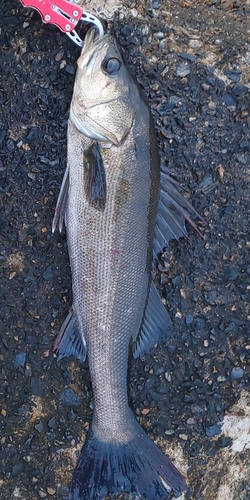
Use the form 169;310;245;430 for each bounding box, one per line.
153;171;204;257
132;282;172;358
53;310;87;362
52;165;69;234
84;142;106;210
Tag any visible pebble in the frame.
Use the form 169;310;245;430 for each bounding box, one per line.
165;429;175;435
65;65;75;75
47;488;56;495
224;322;236;334
222;93;237;108
55;49;64;62
58;485;70;497
48;417;57;429
205;424;222;437
153;31;165;40
179;433;188;440
131;8;138;17
201;83;210;90
38;490;47;498
176;63;190;77
187;418;195;425
35;421;43;433
164;371;172;382
6;139;15;151
59;388;81;407
185;313;193;326
15;352;26;368
231;367;244;380
189;39;201;49
224;68;241;82
43;266;53;280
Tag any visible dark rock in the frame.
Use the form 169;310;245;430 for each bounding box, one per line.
35;421;44;433
222;94;237;107
48;417;57;429
224;322;236;334
205;424;222;437
224;69;241;82
12;462;23;476
6;139;15;151
204;290;226;306
43;266;53;280
15;352;26;368
231;367;244;379
59;388;81;407
65;64;75;75
176;63;190;77
217;436;232;448
30;377;44;397
0;130;7;144
185;313;193;326
223;267;239;281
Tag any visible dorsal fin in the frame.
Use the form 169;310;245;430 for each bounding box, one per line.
153;171;203;256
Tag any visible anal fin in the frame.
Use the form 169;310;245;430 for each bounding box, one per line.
53;310;87;362
133;282;172;359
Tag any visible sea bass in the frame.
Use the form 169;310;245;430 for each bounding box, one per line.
52;28;201;500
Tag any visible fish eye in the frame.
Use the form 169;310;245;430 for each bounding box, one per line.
102;58;121;75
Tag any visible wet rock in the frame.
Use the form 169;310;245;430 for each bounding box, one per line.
204;290;227;306
224;321;236;334
59;388;81;407
217;436;232;448
48;417;57;429
223;267;239;282
185;313;193;326
222;93;237;108
15;352;26;368
176;63;190;77
65;64;75;75
12;462;23;476
35;421;44;433
231;367;244;380
58;485;70;497
43;266;53;280
6;139;15;151
30;377;43;397
224;68;241;82
205;424;222;437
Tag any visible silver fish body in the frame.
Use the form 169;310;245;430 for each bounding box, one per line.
52;29;201;500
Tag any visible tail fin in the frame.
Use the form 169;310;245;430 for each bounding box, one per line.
69;413;187;500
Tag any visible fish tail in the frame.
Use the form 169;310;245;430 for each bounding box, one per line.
69;413;187;500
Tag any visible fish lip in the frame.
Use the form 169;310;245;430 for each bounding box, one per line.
80;29;111;60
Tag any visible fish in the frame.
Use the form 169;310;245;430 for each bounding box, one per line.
52;28;202;500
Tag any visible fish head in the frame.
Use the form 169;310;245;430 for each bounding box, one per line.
70;29;138;145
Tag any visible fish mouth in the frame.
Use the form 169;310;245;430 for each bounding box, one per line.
79;29;111;71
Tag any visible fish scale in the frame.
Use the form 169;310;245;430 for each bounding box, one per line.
67;118;153;437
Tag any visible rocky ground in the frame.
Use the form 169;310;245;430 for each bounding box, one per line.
0;0;249;499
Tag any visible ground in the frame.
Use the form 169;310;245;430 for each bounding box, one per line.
0;0;249;499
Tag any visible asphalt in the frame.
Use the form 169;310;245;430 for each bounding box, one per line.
0;0;249;499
